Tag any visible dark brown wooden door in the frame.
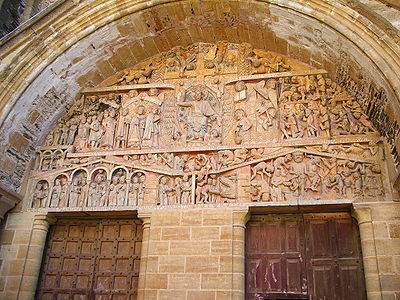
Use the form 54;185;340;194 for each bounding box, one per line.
245;213;366;300
305;214;366;300
36;218;142;300
246;215;307;299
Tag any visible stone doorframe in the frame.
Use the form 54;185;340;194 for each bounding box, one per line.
352;205;384;300
12;205;385;300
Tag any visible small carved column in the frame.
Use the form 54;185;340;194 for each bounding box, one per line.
232;208;250;299
18;213;56;299
352;206;383;300
137;211;151;300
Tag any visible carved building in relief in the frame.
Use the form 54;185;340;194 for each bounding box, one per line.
27;42;388;211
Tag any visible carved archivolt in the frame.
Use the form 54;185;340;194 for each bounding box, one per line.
27;42;388;210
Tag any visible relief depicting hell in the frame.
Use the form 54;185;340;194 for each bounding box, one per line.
29;42;388;210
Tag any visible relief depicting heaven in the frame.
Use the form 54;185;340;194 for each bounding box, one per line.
27;42;388;210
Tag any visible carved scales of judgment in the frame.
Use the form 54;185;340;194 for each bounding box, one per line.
27;42;389;211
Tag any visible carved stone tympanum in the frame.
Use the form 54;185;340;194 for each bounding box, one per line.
28;42;388;210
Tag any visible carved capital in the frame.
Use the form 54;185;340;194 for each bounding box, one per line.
137;211;152;229
351;205;372;225
33;213;57;232
233;208;250;228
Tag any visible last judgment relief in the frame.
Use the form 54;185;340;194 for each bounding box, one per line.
28;42;389;210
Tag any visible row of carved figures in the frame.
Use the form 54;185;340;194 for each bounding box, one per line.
32;170;146;208
31;169;238;208
250;152;384;201
157;173;237;205
36;140;380;173
31;154;384;209
45;103;161;150
117;42;292;84
43;74;376;151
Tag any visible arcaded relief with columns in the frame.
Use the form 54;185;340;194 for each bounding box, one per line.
26;42;389;211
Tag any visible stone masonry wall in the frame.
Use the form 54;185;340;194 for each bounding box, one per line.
138;208;248;300
0;212;36;300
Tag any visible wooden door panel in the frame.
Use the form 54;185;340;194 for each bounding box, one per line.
36;218;141;300
337;263;365;300
286;258;304;293
305;214;366;300
246;214;366;300
246;216;306;299
246;258;264;292
309;263;336;299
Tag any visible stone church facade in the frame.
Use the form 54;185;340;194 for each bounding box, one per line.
0;1;399;300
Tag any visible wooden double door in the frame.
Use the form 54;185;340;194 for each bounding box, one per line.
246;213;366;300
36;218;142;300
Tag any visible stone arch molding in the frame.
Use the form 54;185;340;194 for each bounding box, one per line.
0;0;400;199
25;41;392;212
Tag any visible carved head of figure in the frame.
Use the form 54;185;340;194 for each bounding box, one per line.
80;115;87;124
112;175;119;185
72;175;81;186
265;79;277;89
274;168;282;177
54;179;61;186
284;154;293;162
137;105;146;115
121;108;129;116
234;109;246;120
175;177;182;185
293;152;304;163
160;176;168;185
191;87;204;102
149;88;159;96
109;109;116;118
94;173;104;184
140;174;146;183
183;174;189;182
132;176;139;184
234;80;246;92
129;90;139;98
353;111;362;120
119;174;126;184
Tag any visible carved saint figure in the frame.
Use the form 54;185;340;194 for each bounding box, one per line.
177;85;218;142
234;81;247;102
78;176;88;207
67;118;79;145
57;177;68;207
75;116;91;150
115;108;130;148
181;175;192;204
69;174;85;207
32;181;49;208
89;171;107;207
50;179;62;207
129;173;145;205
128;109;141;147
108;175;119;206
101;109;116;149
234;109;252;144
89;116;104;148
157;176;175;205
